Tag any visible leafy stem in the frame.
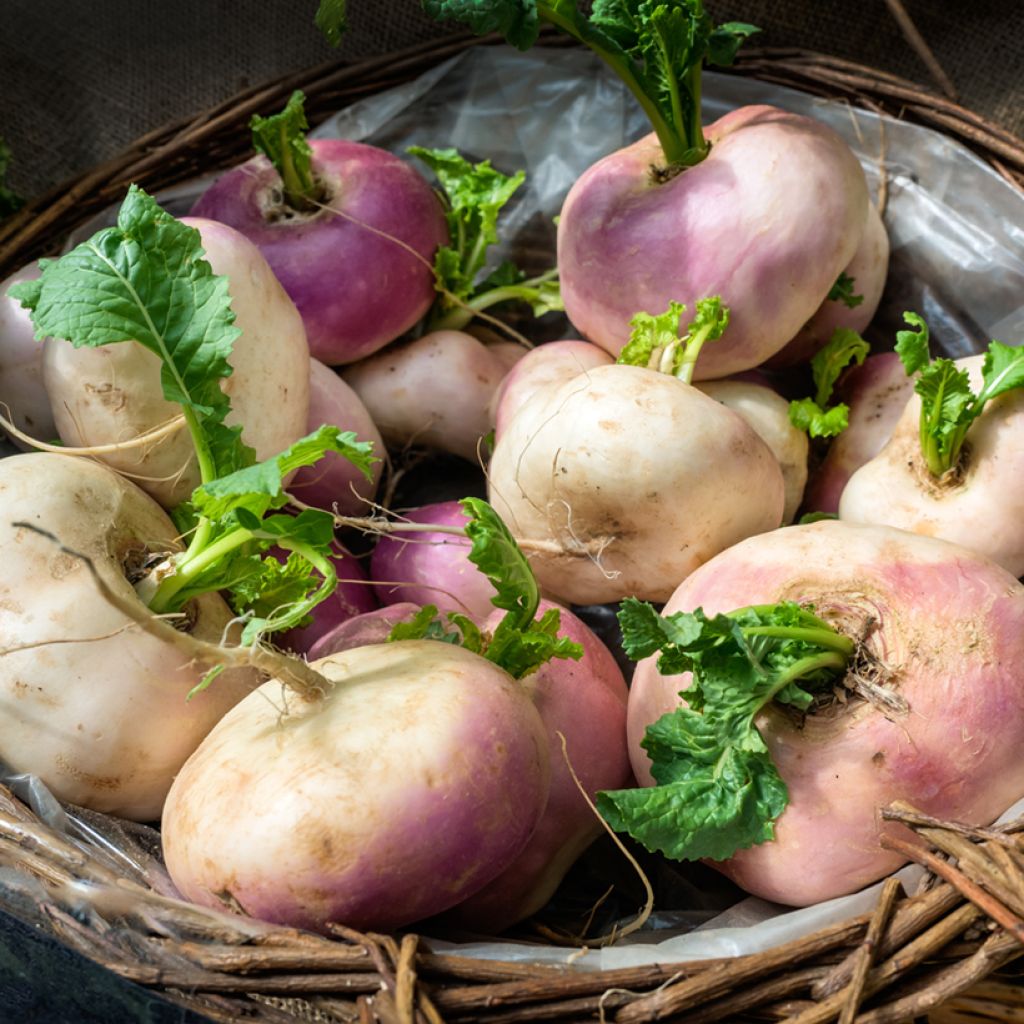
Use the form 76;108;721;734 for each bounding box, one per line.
617;297;729;381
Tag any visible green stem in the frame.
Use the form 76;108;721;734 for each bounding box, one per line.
742;625;855;657
277;123;318;209
765;650;850;702
676;323;714;385
267;540;338;630
430;269;559;331
149;525;255;614
536;3;694;167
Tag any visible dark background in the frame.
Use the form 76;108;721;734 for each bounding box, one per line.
1;1;1022;203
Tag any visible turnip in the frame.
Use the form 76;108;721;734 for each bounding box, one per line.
287;359;384;515
161;641;551;932
0;263;57;448
370;501;495;619
162;500;586;933
696;380;808;524
487;301;785;604
307;602;422;661
0;453;257;820
839;316;1024;575
191;92;448;365
344;329;508;462
41;216;310;509
426;1;871;378
446;600;631;932
607;520;1024;907
802;352;913;515
491;339;612;440
766;202;889;368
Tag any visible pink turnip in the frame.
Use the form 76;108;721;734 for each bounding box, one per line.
191;94;447;365
623;520;1024;906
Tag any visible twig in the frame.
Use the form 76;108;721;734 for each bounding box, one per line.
881;0;958;100
840;877;904;1024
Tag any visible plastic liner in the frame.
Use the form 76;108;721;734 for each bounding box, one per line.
50;45;1024;966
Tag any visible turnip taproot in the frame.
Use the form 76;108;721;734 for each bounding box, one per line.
840;319;1024;575
487;303;785;604
161;641;551;932
191;93;447;365
614;520;1024;906
41;216;310;509
0;453;257;820
0;264;57;447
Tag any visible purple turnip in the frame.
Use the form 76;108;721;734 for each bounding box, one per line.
191;93;447;365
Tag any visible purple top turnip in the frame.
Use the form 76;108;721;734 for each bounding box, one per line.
192;96;447;365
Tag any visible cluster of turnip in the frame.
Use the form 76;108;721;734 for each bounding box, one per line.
1;0;1024;943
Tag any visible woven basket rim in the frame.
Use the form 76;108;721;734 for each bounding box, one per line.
0;30;1021;278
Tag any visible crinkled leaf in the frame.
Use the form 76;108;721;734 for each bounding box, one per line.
978;340;1024;404
250;91;320;208
486;606;583;680
421;0;541;49
915;359;974;468
387;605;466;645
686;296;730;342
811;328;869;407
788;397;851;439
617;300;686;368
826;271;864;310
314;0;347;45
895;311;931;375
706;21;759;66
193;425;375;521
8;185;250;479
600;600;849;861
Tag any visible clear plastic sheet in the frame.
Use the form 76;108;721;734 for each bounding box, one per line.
46;44;1024;967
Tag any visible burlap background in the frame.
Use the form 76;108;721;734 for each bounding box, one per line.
1;1;1022;203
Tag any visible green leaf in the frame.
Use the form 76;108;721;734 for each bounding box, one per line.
421;0;541;49
894;311;931;375
978;340;1024;405
826;271;865;310
617;301;687;369
601;600;851;862
387;605;465;645
914;359;974;475
314;0;348;45
706;22;760;66
788;398;851;440
460;496;539;628
250;90;320;209
8;185;250;480
193;425;376;522
0;136;24;220
810;328;870;408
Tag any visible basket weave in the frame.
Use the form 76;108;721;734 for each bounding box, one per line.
1;30;1023;1024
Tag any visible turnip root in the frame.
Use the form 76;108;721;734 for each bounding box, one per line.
803;353;913;515
0;264;57;447
370;501;495;619
0;453;256;820
446;601;631;931
839;351;1024;575
491;340;613;440
192;102;447;365
344;329;508;462
766;203;889;369
42;217;310;509
624;520;1024;906
488;362;785;604
696;380;808;524
161;641;550;932
287;359;384;514
559;106;868;379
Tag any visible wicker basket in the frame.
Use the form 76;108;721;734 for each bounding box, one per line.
2;30;1024;1024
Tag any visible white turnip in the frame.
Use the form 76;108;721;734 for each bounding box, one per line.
161;641;550;932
